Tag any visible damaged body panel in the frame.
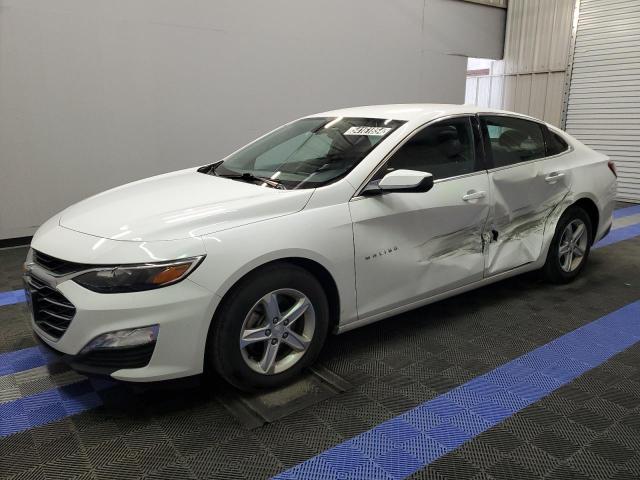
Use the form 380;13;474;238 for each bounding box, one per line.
485;157;571;275
346;108;615;332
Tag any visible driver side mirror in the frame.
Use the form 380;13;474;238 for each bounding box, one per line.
362;169;434;196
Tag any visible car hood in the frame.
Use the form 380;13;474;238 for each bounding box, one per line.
59;169;314;241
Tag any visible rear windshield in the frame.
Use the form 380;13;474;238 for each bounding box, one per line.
213;117;405;189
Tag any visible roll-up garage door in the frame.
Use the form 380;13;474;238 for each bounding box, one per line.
565;0;640;202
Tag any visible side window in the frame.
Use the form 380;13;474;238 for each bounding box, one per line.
544;128;569;157
481;116;546;168
380;117;479;181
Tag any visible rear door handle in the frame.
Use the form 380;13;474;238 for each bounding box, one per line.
545;172;566;183
462;190;486;201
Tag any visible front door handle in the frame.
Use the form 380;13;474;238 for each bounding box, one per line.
462;190;486;202
545;172;566;183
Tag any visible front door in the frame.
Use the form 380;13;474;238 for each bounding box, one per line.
350;116;491;320
480;115;571;276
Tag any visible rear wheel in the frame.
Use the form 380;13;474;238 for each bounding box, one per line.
207;263;329;391
542;206;593;284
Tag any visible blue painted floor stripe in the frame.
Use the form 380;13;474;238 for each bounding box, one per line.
613;203;640;219
0;377;117;438
0;345;60;376
0;289;26;307
273;301;640;480
594;222;640;249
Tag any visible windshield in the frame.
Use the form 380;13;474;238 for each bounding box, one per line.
211;117;406;189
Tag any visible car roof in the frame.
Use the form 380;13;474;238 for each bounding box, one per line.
308;103;542;125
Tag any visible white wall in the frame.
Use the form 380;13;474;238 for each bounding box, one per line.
0;0;505;240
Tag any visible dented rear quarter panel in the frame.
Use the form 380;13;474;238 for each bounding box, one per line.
537;128;616;264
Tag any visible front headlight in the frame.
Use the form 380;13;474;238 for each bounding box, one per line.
73;256;205;293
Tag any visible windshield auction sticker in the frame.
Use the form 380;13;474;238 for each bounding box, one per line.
344;126;392;136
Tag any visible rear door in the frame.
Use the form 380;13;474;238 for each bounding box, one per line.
480;115;571;276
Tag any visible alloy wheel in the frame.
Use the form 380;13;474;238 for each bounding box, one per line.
558;219;588;273
239;288;315;375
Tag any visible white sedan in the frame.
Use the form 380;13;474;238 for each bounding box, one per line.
24;104;617;390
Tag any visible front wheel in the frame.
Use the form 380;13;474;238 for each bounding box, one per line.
542;206;593;284
207;263;329;391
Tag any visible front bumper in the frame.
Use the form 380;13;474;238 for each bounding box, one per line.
27;274;220;382
33;333;157;376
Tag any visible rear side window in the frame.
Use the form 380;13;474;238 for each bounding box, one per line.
545;129;569;156
481;116;546;168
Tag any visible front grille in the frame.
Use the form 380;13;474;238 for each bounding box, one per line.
33;250;90;276
25;275;76;340
76;343;156;369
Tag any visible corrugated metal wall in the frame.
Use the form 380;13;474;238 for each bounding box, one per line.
565;0;640;202
465;0;576;127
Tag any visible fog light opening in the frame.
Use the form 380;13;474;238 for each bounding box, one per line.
80;325;159;354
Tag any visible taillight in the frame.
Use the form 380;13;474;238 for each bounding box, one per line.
608;160;617;178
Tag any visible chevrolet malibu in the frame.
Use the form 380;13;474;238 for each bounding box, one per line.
24;104;617;390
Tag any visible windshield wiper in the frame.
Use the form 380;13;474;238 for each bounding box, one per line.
198;162;285;189
218;172;287;190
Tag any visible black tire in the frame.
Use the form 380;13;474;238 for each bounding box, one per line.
542;206;593;284
207;262;329;391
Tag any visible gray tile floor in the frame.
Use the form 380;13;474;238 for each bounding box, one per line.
1;207;639;479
